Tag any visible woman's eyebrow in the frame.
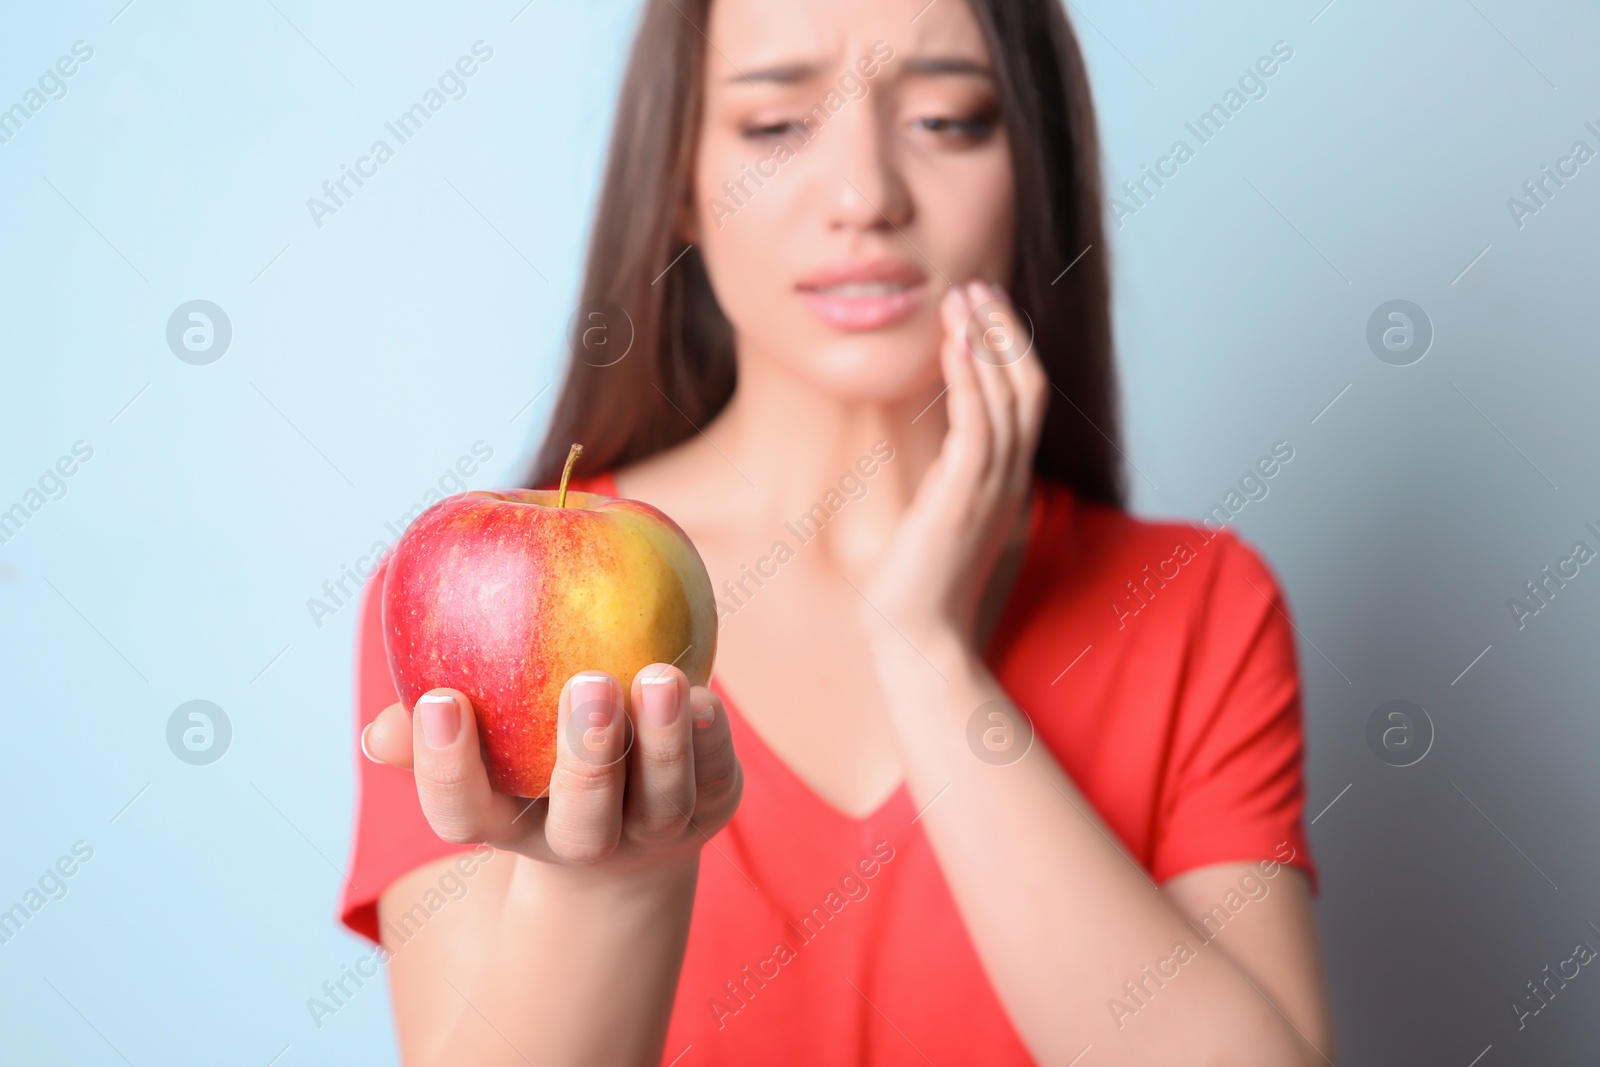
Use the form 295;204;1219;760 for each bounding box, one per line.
726;61;823;86
724;53;994;87
900;55;993;78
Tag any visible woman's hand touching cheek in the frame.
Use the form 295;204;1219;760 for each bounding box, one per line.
863;281;1049;658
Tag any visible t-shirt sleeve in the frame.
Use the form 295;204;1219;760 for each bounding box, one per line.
1149;530;1318;893
337;559;471;944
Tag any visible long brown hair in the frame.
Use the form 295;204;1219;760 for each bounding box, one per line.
528;0;1124;509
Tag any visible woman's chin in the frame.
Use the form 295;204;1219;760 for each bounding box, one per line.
773;347;945;409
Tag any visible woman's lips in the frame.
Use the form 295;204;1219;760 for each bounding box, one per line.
798;279;930;331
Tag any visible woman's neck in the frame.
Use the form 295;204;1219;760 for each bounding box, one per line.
722;360;946;549
616;347;952;577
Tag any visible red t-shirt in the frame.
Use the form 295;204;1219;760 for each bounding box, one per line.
338;472;1316;1064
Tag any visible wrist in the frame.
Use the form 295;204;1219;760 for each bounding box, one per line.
524;849;700;903
866;622;980;685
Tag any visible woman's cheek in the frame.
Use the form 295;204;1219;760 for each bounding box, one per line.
696;151;802;327
912;147;1015;279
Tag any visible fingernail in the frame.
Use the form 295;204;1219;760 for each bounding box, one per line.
571;672;616;729
641;672;681;727
966;279;989;304
360;723;378;763
694;702;716;730
418;694;461;749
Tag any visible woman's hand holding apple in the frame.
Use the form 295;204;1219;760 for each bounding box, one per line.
362;665;742;880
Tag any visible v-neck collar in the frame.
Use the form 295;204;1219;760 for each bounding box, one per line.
587;468;1060;833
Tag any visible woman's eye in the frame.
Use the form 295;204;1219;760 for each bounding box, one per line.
742;121;805;141
913;114;996;141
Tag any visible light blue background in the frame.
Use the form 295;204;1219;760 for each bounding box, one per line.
1;1;1596;1064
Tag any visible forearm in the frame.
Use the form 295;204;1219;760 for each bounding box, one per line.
399;854;699;1067
868;632;1319;1066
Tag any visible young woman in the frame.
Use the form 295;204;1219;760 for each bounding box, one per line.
341;0;1333;1062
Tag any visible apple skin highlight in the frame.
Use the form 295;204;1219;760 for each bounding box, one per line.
381;487;718;798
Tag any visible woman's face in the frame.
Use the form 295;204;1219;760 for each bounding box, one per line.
690;0;1015;402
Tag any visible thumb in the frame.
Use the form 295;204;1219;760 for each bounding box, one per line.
362;702;415;768
410;688;498;845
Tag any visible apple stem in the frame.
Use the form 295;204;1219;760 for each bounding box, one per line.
557;443;583;508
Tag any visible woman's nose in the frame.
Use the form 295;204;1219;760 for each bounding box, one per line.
824;100;912;233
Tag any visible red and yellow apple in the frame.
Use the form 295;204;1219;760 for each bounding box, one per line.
381;446;718;797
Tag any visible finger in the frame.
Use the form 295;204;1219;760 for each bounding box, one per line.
964;280;1020;491
975;278;1045;494
624;665;696;845
934;283;991;492
364;702;414;769
411;688;527;846
974;279;1042;498
686;688;742;832
967;278;1034;368
545;671;630;864
1009;334;1051;498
